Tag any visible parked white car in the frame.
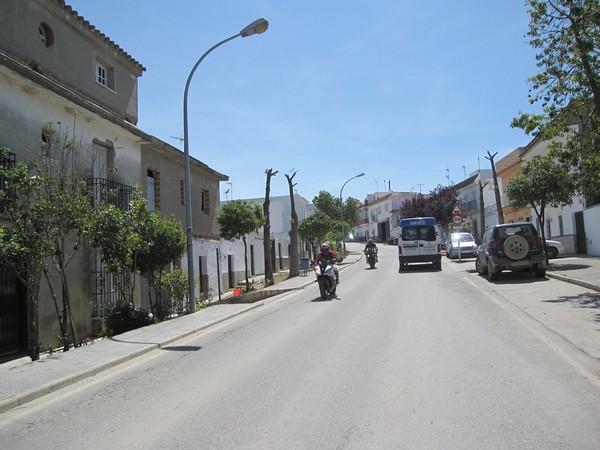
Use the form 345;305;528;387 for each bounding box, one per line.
445;232;478;259
545;239;565;259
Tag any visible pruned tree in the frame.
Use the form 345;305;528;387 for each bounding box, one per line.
505;154;577;260
486;151;504;225
263;169;278;286
285;172;300;278
478;178;489;241
218;199;265;292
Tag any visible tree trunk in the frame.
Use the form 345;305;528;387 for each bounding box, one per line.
286;172;300;278
243;235;250;291
43;268;68;350
263;169;278;285
56;237;79;350
25;263;42;361
486;151;504;224
478;179;488;242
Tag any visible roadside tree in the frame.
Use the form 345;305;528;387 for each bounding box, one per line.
85;192;186;314
299;210;334;256
135;209;186;319
486;151;505;224
399;193;429;218
263;169;278;285
313;191;340;221
217;199;264;292
0;123;100;358
505;154;577;258
513;0;600;205
342;197;360;230
286;172;300;278
0;149;51;360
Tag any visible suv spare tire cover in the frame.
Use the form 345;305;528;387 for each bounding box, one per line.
503;235;529;260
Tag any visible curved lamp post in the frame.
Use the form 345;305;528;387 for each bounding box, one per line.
183;18;269;312
340;172;365;253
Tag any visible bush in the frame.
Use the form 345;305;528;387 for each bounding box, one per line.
162;267;188;317
104;301;154;336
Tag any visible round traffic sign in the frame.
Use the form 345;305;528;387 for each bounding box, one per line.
452;214;462;224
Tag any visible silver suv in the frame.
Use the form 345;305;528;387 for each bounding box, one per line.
475;222;546;281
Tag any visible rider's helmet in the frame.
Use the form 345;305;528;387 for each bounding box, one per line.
368;239;373;245
321;243;330;254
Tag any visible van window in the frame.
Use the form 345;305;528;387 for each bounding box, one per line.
402;225;436;241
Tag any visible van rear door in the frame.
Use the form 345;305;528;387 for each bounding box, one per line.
398;217;442;270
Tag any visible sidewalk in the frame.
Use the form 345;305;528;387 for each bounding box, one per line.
0;252;361;414
1;251;599;414
545;254;600;292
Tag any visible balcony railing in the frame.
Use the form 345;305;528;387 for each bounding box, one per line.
87;178;134;211
463;200;477;212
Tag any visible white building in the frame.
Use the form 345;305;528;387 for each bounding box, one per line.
354;192;418;243
519;135;599;255
219;194;312;287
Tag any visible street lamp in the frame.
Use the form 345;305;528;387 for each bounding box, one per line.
340;172;365;253
183;18;269;313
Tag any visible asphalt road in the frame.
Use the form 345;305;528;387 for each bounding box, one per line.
2;244;600;449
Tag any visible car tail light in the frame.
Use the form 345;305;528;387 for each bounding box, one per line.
490;239;498;252
398;246;402;255
437;243;441;252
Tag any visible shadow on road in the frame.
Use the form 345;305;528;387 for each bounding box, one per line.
160;345;201;352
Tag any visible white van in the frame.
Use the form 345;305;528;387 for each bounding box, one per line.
398;217;442;271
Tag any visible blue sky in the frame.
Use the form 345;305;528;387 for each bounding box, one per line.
67;0;539;203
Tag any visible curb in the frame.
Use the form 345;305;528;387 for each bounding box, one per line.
0;254;364;414
0;303;266;414
546;272;600;293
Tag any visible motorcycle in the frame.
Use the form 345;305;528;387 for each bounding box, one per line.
314;256;339;300
365;247;378;269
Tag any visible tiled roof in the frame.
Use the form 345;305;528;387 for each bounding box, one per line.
55;0;146;73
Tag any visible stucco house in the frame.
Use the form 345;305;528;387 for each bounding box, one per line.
0;0;227;358
354;191;418;243
517;134;599;255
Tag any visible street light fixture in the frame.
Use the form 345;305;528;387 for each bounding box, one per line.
340;172;365;253
183;18;269;313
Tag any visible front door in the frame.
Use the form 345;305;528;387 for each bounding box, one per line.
574;212;587;254
0;268;27;359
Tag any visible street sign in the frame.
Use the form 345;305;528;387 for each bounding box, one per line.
452;214;463;225
452;204;462;214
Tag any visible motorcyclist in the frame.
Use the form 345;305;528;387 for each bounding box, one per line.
364;239;378;262
314;242;340;284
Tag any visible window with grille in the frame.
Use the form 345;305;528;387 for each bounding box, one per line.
201;189;209;213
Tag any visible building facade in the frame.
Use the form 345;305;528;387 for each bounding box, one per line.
0;0;227;357
220;194;313;287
